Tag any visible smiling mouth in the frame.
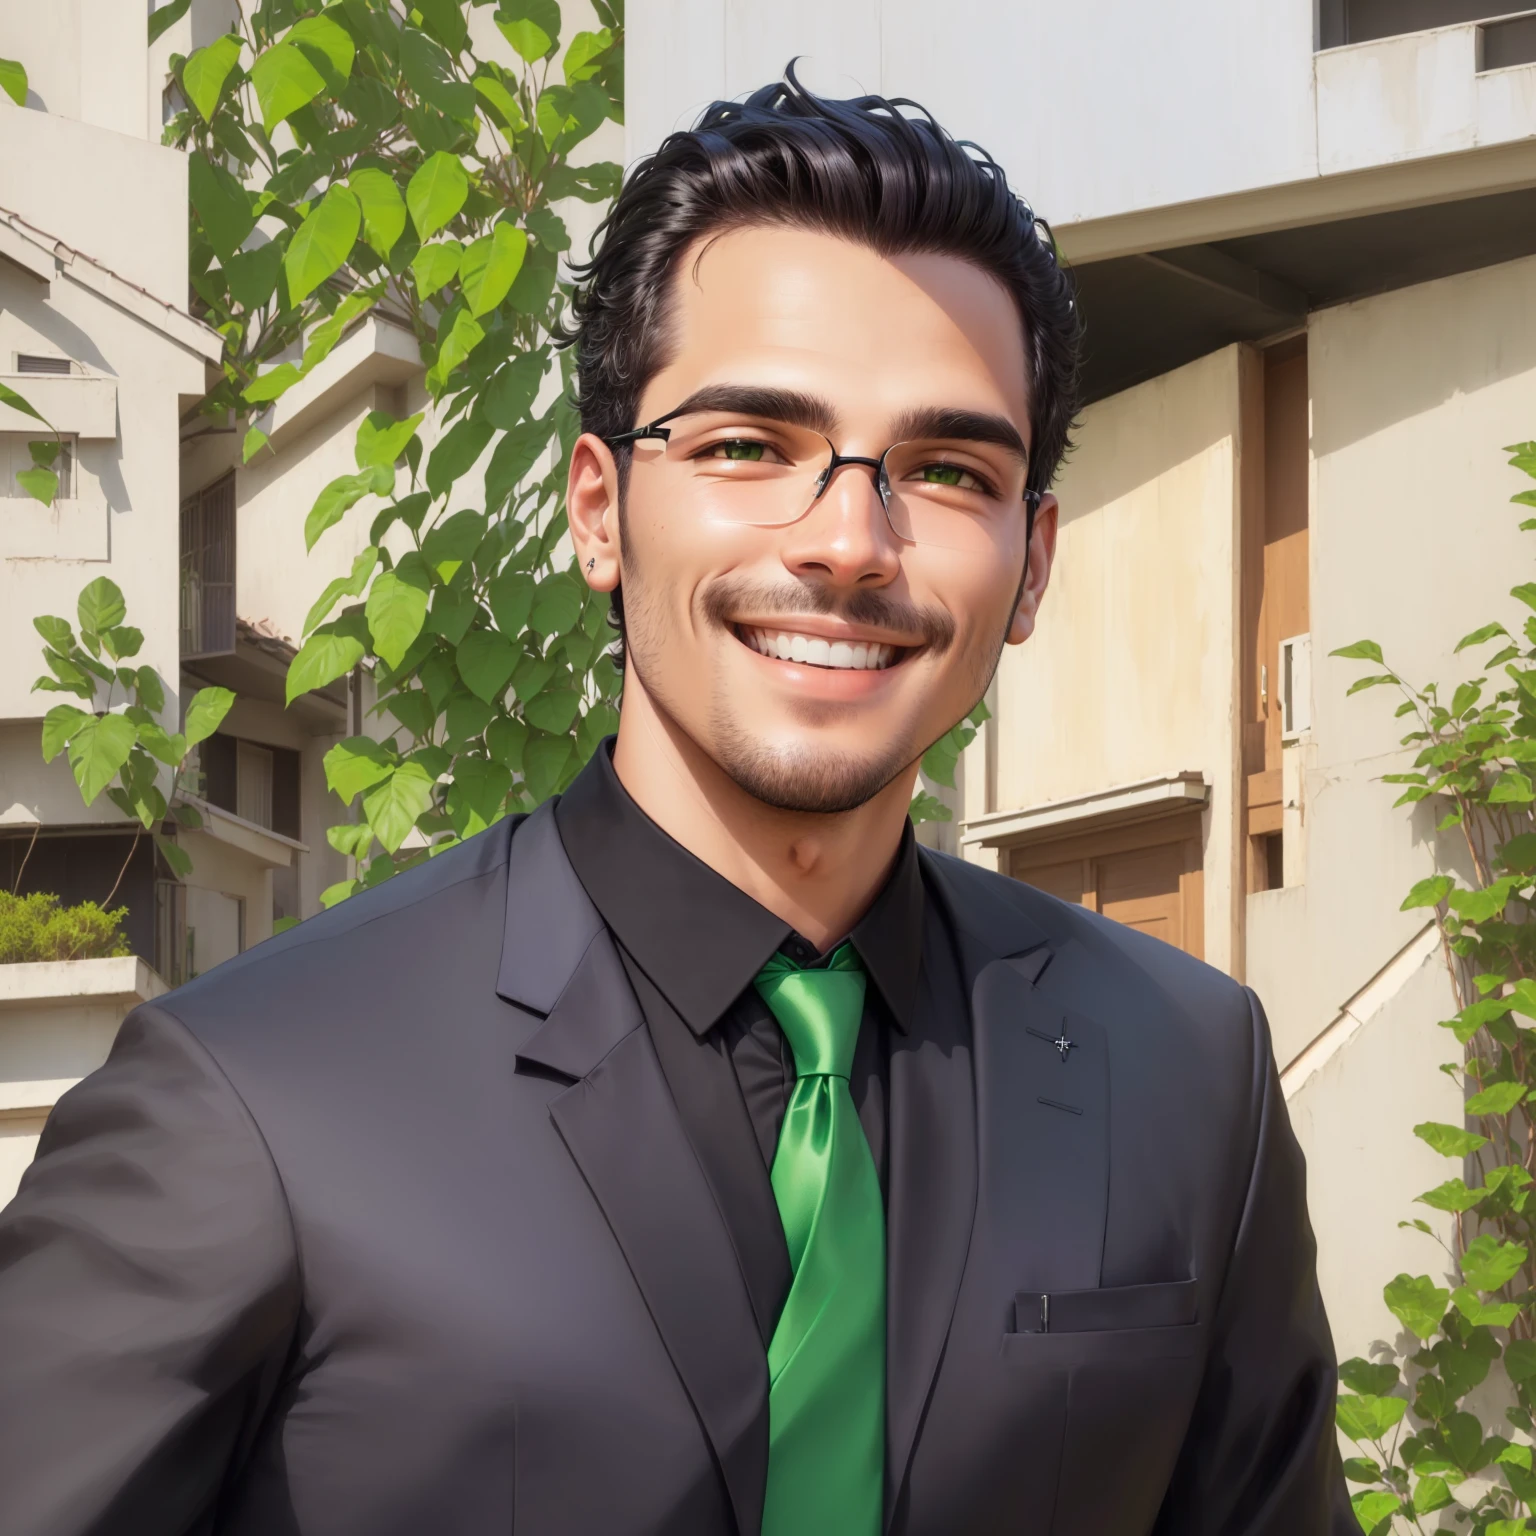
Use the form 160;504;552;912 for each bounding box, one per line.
734;624;912;671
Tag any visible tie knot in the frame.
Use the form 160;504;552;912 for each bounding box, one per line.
753;942;867;1080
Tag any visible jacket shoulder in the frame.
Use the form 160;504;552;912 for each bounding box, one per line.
163;817;520;1020
922;846;1254;1038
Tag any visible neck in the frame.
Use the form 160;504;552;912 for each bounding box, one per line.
610;677;918;952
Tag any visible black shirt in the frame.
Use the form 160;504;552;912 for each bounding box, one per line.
553;743;926;1344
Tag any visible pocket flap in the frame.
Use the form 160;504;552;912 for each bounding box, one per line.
1013;1277;1197;1334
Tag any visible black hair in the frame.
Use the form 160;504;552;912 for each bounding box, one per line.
561;64;1082;646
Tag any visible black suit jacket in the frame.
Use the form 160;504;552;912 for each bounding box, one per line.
0;803;1357;1535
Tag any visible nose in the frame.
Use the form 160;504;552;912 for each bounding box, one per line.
779;456;903;590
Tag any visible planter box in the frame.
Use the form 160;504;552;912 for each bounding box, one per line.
0;956;166;1205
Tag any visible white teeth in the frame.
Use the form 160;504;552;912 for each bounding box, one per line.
742;627;899;670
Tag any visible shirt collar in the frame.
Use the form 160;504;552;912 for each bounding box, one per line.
553;741;923;1036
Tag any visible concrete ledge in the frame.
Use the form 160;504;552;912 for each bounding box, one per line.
0;954;166;1012
179;794;305;867
0;371;117;437
960;771;1209;851
266;314;422;451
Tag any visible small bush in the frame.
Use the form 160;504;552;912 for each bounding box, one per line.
0;891;131;964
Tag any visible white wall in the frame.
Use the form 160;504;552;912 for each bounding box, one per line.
627;1;1536;238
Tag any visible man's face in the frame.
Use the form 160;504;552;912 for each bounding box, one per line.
573;225;1056;815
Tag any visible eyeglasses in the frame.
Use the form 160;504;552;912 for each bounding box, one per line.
604;404;1041;554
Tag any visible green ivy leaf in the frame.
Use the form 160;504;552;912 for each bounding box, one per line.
0;55;28;106
77;577;126;638
496;0;560;62
250;39;327;132
244;362;303;405
304;546;380;636
909;791;952;825
347;167;408;258
362;761;437;853
460;222;528;317
1461;1234;1528;1293
41;704;89;762
284;13;355;80
16;466;58;505
1411;1475;1453;1515
181;33;242;122
1337;1393;1407;1443
473;70;526;131
523;728;573;801
1490;768;1535;804
1451;1285;1520;1328
456;628;519;703
1400;874;1453;910
530;572;584;637
426;416;494;499
1340;1358;1401;1396
489;569;536;636
1348;1489;1400;1534
1332;639;1386;665
427;308;485;392
66;713;137;805
563;27;613;82
486;715;528;771
355;410;425;471
483;349;547;429
406;150;470;241
410;239;463;300
1467;1081;1527;1116
183;686;235;747
1418;1178;1487;1213
285;184;361;303
189;155;257;262
398;27;476;121
305;470;377;551
323;736;397;802
366;565;431;670
1384;1273;1450;1339
446;754;512;836
1414;1121;1490;1158
286;627;366;704
525;686;579;734
148;0;192;43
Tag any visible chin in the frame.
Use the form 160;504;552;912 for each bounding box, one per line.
703;714;917;816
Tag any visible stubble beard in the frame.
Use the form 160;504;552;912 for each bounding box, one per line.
618;544;1011;817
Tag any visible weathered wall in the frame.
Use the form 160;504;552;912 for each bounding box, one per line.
977;345;1244;972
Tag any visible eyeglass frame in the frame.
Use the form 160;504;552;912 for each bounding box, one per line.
601;402;1045;563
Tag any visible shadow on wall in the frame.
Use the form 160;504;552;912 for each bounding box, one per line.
1311;251;1536;462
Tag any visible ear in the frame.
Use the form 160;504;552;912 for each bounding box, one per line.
1006;492;1059;645
567;432;623;593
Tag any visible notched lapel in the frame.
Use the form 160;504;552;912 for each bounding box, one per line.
499;806;769;1536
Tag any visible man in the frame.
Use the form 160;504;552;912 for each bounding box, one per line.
0;75;1356;1535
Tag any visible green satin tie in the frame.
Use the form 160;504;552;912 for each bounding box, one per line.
754;943;884;1536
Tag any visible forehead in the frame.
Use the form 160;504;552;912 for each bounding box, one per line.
648;225;1033;439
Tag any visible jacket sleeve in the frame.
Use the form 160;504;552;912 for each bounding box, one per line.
1154;989;1362;1536
0;1002;301;1536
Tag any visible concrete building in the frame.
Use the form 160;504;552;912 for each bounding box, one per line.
627;0;1536;1366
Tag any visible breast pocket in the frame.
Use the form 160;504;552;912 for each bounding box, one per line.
1001;1280;1206;1536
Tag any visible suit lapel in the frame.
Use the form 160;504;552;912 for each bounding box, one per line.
885;854;1110;1526
500;805;769;1536
884;906;978;1528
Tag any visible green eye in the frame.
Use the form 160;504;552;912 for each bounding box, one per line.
918;463;970;488
706;440;766;462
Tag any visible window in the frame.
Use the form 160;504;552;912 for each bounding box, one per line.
1319;0;1526;48
0;433;74;499
199;731;301;838
1008;814;1206;959
180;473;236;658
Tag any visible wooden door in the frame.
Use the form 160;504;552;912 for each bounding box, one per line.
1007;813;1205;959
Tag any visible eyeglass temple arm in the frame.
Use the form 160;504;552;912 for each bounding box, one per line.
602;404;693;447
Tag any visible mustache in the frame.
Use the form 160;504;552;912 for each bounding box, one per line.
701;578;956;654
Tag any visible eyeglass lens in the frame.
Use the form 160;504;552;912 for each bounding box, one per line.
632;414;1028;552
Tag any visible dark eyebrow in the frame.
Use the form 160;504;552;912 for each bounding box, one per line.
888;406;1029;464
659;384;839;437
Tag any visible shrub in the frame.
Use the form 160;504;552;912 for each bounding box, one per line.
0;891;131;964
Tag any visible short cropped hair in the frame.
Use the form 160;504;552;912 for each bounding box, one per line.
564;65;1081;496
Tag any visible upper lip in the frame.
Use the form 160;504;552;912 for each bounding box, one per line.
731;617;923;649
